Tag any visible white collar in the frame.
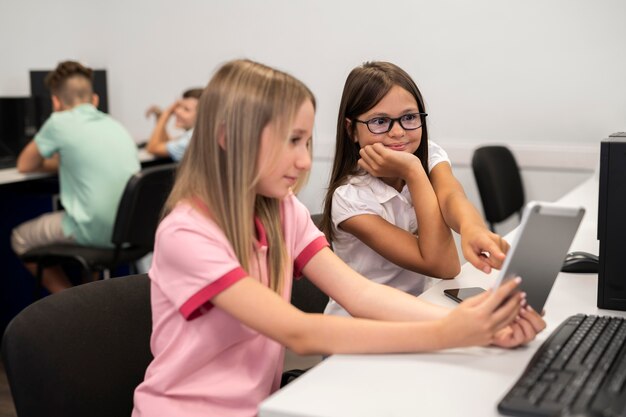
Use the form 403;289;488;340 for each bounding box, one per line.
349;173;411;205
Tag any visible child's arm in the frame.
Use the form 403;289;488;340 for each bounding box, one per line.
145;101;177;157
16;141;58;173
210;248;527;355
342;143;460;278
429;162;509;273
304;248;545;349
145;105;163;121
305;247;450;321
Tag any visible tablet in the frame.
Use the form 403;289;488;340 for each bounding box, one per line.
492;201;585;312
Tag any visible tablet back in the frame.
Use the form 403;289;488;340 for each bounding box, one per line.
494;201;585;312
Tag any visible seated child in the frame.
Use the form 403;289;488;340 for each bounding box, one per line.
145;87;203;161
321;61;512;316
12;60;140;293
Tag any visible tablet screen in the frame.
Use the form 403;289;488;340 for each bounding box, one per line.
493;202;585;312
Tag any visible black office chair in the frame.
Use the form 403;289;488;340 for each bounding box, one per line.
290;274;329;315
20;163;177;292
1;273;153;417
471;146;525;232
290;212;329;314
310;213;323;229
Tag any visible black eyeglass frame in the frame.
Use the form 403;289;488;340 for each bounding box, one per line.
353;112;428;134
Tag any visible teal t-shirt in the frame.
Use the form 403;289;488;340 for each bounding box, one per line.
35;104;140;247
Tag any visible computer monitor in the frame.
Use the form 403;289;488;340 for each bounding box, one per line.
597;132;626;311
29;69;109;131
0;97;36;168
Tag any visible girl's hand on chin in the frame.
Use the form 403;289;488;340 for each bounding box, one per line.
358;143;422;180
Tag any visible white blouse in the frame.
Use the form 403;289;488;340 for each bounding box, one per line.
325;140;451;317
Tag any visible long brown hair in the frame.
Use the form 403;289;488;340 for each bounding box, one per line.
164;59;315;294
320;61;429;242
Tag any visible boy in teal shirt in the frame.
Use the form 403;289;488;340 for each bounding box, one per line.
12;60;140;293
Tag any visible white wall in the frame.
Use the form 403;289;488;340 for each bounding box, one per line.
1;0;624;219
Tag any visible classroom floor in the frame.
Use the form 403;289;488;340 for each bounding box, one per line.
0;360;17;417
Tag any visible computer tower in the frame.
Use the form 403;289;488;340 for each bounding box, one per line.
597;132;626;310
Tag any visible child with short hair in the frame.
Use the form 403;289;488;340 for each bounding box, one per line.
322;61;510;316
12;60;140;293
145;87;203;161
131;59;544;417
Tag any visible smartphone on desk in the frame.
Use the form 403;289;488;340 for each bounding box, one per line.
443;287;486;303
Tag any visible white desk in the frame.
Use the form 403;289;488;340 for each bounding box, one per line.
260;176;626;417
0;168;50;186
0;148;160;186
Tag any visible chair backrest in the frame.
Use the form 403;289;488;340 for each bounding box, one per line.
310;213;323;229
291;276;329;314
471;145;525;229
290;213;330;313
112;163;177;247
1;274;153;417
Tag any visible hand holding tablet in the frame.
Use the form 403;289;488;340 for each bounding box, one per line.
445;201;585;312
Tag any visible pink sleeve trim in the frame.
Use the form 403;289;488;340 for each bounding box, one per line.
293;236;329;279
179;267;248;320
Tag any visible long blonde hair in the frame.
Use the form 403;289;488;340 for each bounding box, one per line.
164;59;315;294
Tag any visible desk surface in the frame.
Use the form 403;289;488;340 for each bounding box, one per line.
260;175;625;417
0;148;161;186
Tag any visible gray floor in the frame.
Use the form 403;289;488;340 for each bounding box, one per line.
284;349;323;372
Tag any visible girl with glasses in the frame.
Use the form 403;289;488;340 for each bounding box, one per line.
132;59;542;417
321;61;512;317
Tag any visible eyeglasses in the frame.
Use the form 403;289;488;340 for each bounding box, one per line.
354;112;428;134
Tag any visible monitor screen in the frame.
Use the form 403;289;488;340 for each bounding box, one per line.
29;69;109;130
0;97;36;167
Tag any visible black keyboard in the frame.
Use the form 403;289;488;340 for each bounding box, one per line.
498;314;626;417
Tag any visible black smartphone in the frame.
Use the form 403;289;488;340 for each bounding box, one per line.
443;287;486;303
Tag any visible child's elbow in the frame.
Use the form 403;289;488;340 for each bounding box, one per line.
145;142;159;155
281;317;328;356
16;160;35;173
439;261;461;279
286;340;317;356
427;257;461;279
434;244;462;278
283;333;321;356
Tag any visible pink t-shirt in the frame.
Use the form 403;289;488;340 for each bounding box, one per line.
132;194;328;417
